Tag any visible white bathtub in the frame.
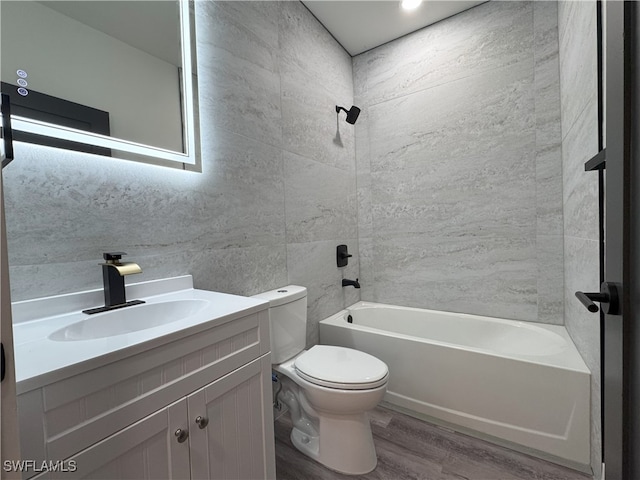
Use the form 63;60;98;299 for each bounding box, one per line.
319;301;591;469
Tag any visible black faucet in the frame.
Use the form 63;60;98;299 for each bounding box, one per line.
83;252;145;314
342;278;360;289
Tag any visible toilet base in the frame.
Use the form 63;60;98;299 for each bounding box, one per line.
290;427;320;459
290;413;377;475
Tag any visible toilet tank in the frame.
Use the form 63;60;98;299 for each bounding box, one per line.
252;285;307;364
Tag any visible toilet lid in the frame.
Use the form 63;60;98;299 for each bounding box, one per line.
294;345;388;390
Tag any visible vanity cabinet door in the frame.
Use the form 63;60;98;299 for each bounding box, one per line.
64;398;190;480
187;355;275;480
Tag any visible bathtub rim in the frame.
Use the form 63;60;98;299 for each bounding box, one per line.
320;301;590;374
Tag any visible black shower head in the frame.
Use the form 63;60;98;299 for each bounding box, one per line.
336;105;361;125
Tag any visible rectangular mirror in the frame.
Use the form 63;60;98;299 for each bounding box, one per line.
0;0;200;168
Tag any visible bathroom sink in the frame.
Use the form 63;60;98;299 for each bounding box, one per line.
48;299;210;341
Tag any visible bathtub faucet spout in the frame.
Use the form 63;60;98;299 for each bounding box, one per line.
342;278;360;289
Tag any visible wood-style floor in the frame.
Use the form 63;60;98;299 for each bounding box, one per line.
274;406;592;480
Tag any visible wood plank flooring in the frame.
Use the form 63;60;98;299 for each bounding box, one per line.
274;406;593;480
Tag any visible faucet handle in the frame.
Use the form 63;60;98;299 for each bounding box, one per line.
103;252;127;262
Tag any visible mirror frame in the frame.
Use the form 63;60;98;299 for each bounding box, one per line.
6;0;200;170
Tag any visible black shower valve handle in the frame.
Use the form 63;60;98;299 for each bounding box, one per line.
336;245;352;267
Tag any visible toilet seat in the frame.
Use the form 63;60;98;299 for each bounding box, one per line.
294;345;388;390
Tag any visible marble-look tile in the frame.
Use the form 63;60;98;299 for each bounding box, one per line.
196;1;283;148
563;237;600;370
355;108;373;239
283;151;357;244
278;1;354;173
278;1;352;97
198;130;286;249
197;42;282;148
534;1;561;68
356;237;375;303
534;0;563;238
3;143;206;265
7;242;287;303
371;233;538;322
28;129;285;257
342;261;362;310
6;129;286;264
188;244;288;297
537;235;564;325
536;143;564;236
534;1;562;145
563;235;601;475
367;60;535;174
562;98;599;241
353;1;533;106
286;239;359;347
353;4;564;324
196;1;279;73
280;64;355;172
369;147;535;239
558;0;598;139
356;172;373;240
366;59;537;246
9;261;111;302
354;101;370;174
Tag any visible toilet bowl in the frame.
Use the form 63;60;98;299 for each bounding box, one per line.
253;286;389;475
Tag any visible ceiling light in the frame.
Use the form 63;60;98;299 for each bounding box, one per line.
401;0;422;11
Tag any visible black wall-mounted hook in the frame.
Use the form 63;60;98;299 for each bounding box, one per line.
336;245;352;268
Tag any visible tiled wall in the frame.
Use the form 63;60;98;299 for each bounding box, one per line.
3;1;359;347
557;0;601;476
354;1;564;324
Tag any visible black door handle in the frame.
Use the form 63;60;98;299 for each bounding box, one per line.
575;282;620;315
1;342;5;382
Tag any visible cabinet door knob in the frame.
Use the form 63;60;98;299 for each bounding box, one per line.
175;428;189;443
195;416;209;429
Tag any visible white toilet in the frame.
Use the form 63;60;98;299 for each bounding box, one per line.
253;286;389;475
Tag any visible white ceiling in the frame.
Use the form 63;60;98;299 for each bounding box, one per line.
302;0;486;56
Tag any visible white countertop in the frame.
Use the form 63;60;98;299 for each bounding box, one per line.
12;276;269;393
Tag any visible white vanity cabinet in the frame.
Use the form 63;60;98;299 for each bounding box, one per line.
63;356;273;480
56;397;191;479
187;357;272;480
16;304;276;480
